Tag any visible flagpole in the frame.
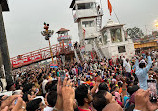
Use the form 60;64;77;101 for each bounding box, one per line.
112;7;120;24
107;0;120;24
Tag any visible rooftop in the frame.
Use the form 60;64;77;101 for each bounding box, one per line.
1;0;9;11
70;0;77;8
70;0;96;8
101;19;124;31
56;28;70;34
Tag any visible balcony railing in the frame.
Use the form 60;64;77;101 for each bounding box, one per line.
73;8;103;22
57;35;71;41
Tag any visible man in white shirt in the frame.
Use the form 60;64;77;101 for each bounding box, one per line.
123;58;131;78
122;56;126;65
42;75;49;95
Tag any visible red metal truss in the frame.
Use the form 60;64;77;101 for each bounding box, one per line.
10;43;71;69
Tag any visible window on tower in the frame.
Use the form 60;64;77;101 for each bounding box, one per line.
82;21;94;27
102;30;108;44
77;2;95;10
110;28;123;43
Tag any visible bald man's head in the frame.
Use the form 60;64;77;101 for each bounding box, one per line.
102;103;123;111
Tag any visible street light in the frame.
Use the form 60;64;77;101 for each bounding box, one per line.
41;22;54;64
155;22;158;28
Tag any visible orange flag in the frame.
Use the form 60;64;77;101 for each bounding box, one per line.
107;0;112;15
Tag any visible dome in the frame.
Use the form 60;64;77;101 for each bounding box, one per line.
106;19;119;26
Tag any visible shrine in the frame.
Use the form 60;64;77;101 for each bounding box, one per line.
99;19;135;59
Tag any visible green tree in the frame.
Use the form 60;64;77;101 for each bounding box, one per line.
152;31;158;37
126;27;144;39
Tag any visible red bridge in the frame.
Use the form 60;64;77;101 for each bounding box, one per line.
10;43;73;69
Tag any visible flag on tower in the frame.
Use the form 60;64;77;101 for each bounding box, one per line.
107;0;112;15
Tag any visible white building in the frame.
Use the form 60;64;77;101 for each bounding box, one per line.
99;19;135;59
70;0;103;51
70;0;135;60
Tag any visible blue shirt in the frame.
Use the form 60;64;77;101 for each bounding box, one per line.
124;96;130;108
135;56;152;90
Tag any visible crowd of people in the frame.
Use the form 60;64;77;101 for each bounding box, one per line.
0;50;158;111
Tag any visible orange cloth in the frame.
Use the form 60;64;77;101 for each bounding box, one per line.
107;0;112;15
48;76;52;80
119;87;122;94
86;81;92;85
108;84;111;91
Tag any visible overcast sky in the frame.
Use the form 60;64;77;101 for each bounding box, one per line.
3;0;158;57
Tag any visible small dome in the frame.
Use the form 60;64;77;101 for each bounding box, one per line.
106;19;119;26
56;28;70;33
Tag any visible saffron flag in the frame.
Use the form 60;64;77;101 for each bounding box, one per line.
107;0;112;15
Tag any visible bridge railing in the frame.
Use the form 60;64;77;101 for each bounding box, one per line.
10;42;72;69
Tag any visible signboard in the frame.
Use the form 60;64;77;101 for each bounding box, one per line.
50;63;58;69
11;54;42;68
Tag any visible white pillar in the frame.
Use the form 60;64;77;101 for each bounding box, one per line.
121;27;125;42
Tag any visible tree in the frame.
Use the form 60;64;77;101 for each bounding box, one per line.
126;27;144;39
152;31;158;37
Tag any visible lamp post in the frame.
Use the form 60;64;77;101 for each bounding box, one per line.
41;23;54;64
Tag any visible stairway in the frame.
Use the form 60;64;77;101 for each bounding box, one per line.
74;48;80;63
93;41;104;60
74;48;85;63
98;47;104;59
79;49;84;61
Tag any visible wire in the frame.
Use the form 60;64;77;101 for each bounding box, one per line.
112;8;120;24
